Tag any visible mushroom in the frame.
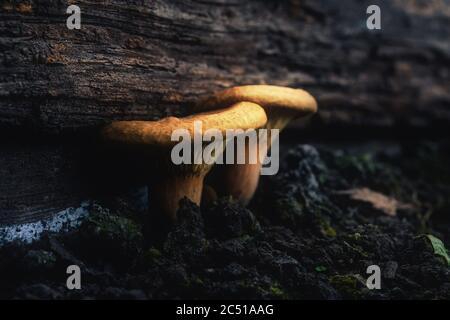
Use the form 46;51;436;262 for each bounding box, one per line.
101;101;267;222
194;85;317;205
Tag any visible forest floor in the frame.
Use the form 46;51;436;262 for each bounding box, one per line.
1;140;450;299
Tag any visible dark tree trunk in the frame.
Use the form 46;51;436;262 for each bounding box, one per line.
1;0;449;224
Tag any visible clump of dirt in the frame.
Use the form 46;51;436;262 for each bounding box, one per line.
0;141;449;300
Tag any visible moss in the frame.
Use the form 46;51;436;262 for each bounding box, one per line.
180;276;207;294
192;276;204;286
275;197;303;226
334;152;379;180
330;275;363;299
318;173;328;184
343;241;370;258
86;212;142;240
140;248;163;267
147;247;162;259
317;216;337;238
315;265;327;273
269;285;286;298
232;280;284;299
322;223;337;238
22;250;57;272
79;209;143;266
348;233;362;241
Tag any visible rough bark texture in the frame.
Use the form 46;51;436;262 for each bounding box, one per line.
0;0;449;224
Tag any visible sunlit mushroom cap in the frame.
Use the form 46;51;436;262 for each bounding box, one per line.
101;101;267;147
195;85;317;117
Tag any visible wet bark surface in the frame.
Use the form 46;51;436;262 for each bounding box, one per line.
0;1;450;223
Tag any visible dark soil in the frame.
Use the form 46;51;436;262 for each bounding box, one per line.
1;140;450;300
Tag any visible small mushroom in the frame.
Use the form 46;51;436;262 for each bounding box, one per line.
194;85;317;205
101;102;267;222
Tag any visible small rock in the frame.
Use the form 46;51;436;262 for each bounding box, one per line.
383;261;398;279
21;250;57;274
16;283;62;300
204;198;261;240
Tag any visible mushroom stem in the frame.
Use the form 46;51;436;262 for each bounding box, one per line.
150;173;206;222
215;127;274;205
214;133;267;205
217;159;261;206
